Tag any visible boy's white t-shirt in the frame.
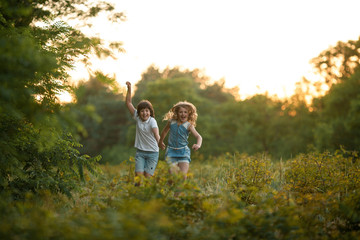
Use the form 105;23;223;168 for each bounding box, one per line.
133;111;159;152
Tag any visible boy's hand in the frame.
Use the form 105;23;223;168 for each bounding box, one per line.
126;81;131;88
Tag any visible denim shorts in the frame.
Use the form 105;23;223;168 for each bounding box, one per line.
135;149;159;175
166;156;190;165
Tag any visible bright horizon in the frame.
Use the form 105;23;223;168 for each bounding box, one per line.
66;0;360;101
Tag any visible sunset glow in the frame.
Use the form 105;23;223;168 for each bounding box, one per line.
68;0;360;100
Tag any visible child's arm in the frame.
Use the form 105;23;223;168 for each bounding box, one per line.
189;125;202;151
125;81;135;116
158;121;170;150
152;127;160;144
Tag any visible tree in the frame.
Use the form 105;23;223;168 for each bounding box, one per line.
213;92;316;159
72;73;128;162
133;65;208;104
0;0;124;197
310;37;360;152
311;36;360;87
313;70;360;152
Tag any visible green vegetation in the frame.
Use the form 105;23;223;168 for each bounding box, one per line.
0;0;123;197
1;150;359;239
1;1;360;239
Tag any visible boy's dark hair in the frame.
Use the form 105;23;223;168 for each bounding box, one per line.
137;100;155;117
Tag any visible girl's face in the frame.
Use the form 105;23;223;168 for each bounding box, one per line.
177;107;189;123
139;108;151;121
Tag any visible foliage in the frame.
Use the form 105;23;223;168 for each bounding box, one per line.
211;94;315;159
313;70;360;152
132;65;210;105
0;0;124;197
202;152;274;204
285;149;359;195
311;36;360;86
0;115;101;198
71;73;128;160
1;150;359;239
283;149;360;238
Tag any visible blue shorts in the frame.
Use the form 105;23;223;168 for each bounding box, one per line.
135;150;159;175
166;157;190;165
165;146;191;164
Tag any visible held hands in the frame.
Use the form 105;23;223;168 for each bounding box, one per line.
158;141;166;150
192;144;201;151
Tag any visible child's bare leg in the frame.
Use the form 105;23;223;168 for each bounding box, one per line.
144;172;152;178
173;162;189;198
169;163;180;174
178;162;189;180
135;171;144;186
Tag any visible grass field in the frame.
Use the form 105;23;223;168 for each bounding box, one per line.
1;151;359;240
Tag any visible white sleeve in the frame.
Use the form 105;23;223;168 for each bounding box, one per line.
150;118;158;129
133;110;138;121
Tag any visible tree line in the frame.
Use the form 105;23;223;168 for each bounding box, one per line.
72;52;360;163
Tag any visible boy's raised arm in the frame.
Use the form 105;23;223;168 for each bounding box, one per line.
125;81;135;116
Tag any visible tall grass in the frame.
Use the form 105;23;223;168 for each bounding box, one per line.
1;150;359;239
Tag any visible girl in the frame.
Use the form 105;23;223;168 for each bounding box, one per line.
125;82;160;181
158;101;202;179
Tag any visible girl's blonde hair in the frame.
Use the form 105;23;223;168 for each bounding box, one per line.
163;101;198;126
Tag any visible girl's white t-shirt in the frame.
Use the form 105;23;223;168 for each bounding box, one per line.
133;111;159;152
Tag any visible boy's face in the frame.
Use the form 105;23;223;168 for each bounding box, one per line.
177;107;189;123
139;108;151;121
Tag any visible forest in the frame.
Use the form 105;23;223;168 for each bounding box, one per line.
1;0;360;239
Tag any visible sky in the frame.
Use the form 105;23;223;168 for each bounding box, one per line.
68;0;360;100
